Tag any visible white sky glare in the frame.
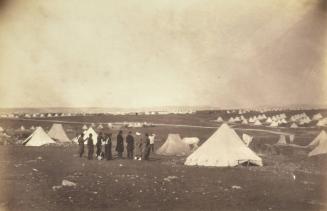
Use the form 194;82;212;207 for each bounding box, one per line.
0;0;326;108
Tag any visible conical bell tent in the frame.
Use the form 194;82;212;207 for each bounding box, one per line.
308;130;327;147
185;123;262;167
309;140;327;157
23;127;56;146
156;134;191;156
47;123;71;143
73;127;98;145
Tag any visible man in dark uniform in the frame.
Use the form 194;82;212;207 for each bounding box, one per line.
87;133;94;160
96;132;103;158
104;133;112;160
116;130;124;158
143;133;151;160
78;133;85;158
126;131;135;159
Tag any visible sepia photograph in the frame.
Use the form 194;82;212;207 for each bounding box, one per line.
0;0;327;210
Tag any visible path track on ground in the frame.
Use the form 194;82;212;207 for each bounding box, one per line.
11;118;294;136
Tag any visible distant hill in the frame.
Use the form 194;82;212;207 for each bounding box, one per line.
0;106;220;114
0;104;326;114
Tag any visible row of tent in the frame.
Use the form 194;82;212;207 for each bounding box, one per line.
0;125;37;132
1;121;151;135
216;112;326;127
24;124;115;146
157;124;327;167
24;113;73;118
20;122;327;167
23;124;71;146
156;124;263;167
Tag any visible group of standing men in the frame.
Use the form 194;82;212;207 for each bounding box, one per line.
78;130;155;161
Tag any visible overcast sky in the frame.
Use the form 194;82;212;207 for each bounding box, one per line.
0;0;326;108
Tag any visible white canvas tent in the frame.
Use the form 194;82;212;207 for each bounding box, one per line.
317;118;327;127
23;127;56;146
242;133;253;146
82;125;88;130
254;120;262;126
0;126;3;132
47;124;70;143
241;119;248;124
234;117;241;122
265;117;272;123
73;127;98;145
290;123;298;128
308;136;327;157
156;134;191;156
308;130;327;147
184;123;262;167
216;117;224;122
270;121;278;127
312;113;323;121
182;137;200;151
276;135;287;145
97;124;104;129
228;117;235;123
281;119;287;124
20;126;25;131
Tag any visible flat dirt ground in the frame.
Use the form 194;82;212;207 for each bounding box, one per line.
0;145;326;211
0;112;326;211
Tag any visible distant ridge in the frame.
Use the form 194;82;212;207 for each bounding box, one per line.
0;104;326;114
0;106;220;114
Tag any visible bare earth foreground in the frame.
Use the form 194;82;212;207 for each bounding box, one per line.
0;145;326;211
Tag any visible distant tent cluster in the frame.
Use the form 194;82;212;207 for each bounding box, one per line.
290;113;312;125
6;113;75;119
214;112;325;129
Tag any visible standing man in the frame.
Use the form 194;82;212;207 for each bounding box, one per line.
104;133;112;160
126;131;135;159
142;133;151;160
96;132;103;158
116;130;124;158
87;133;94;160
135;132;142;160
149;133;156;153
78;133;85;158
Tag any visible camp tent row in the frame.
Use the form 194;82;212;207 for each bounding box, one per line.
156;124;262;167
23;127;56;146
275;130;327;157
81;123;117;131
23;124;71;146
